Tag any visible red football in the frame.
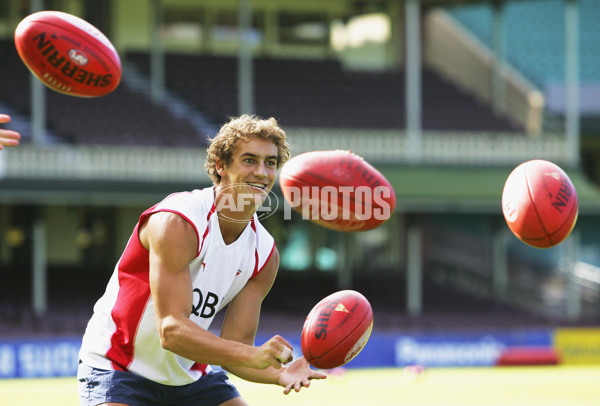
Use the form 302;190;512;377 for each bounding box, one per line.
279;150;396;232
14;10;121;97
502;159;578;248
301;290;373;369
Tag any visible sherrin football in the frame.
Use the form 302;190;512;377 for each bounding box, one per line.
502;159;578;248
15;10;121;97
279;150;396;232
301;290;373;369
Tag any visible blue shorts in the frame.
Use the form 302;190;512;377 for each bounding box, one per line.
77;362;240;406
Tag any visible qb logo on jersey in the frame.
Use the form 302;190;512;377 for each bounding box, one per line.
192;288;219;318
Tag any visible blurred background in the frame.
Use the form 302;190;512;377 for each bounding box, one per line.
0;0;599;377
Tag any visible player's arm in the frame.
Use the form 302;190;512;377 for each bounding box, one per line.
142;211;286;369
221;248;327;393
219;247;289;378
0;114;20;149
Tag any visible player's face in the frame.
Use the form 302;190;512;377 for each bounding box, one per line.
218;135;278;207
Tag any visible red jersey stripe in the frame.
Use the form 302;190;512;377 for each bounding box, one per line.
190;363;208;375
105;223;151;371
251;241;275;279
200;203;216;254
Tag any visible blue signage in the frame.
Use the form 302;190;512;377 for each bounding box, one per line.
393;330;553;367
0;337;81;378
0;328;556;378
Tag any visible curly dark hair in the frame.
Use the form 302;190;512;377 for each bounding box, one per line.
205;115;291;184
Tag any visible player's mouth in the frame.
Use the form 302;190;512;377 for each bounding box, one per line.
246;182;268;191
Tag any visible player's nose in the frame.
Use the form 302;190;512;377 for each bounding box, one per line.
254;162;268;178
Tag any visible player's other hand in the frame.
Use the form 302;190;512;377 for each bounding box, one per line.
280;356;327;395
0;115;21;149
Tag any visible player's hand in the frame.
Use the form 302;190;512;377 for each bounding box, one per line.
255;335;294;370
0;115;21;149
279;356;327;395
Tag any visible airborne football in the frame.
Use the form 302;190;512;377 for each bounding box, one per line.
14;10;121;97
301;290;373;369
279;150;396;232
502;159;578;248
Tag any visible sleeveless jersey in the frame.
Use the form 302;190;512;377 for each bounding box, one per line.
79;187;276;385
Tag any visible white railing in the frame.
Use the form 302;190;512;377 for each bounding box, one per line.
287;128;567;165
0;128;566;181
0;145;209;182
0;129;568;182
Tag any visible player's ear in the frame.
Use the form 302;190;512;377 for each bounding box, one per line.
216;159;226;176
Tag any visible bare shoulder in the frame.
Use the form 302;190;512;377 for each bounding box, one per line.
140;211;198;256
263;246;280;273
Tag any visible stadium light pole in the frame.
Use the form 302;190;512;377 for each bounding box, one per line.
238;0;254;115
492;227;509;300
32;210;47;317
149;0;166;102
405;0;422;164
29;0;48;318
491;0;506;116
406;218;423;317
30;0;46;145
565;0;580;168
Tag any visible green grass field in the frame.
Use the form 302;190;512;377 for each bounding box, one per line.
1;366;599;406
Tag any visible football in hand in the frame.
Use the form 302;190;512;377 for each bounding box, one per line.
502;159;578;248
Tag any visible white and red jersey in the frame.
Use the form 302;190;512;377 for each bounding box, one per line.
79;187;276;385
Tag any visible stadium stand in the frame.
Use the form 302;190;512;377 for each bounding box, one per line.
0;264;565;338
0;40;521;148
447;0;600;88
0;39;207;146
0;265;106;337
2;2;593;339
126;51;521;132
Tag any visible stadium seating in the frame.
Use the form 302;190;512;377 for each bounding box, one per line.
258;272;560;334
0;265;107;337
0;37;520;148
0;40;207;146
127;51;520;132
0;259;573;338
447;0;600;87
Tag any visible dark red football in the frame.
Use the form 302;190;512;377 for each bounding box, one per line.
502;159;578;248
279;150;396;232
15;10;121;97
301;290;373;369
